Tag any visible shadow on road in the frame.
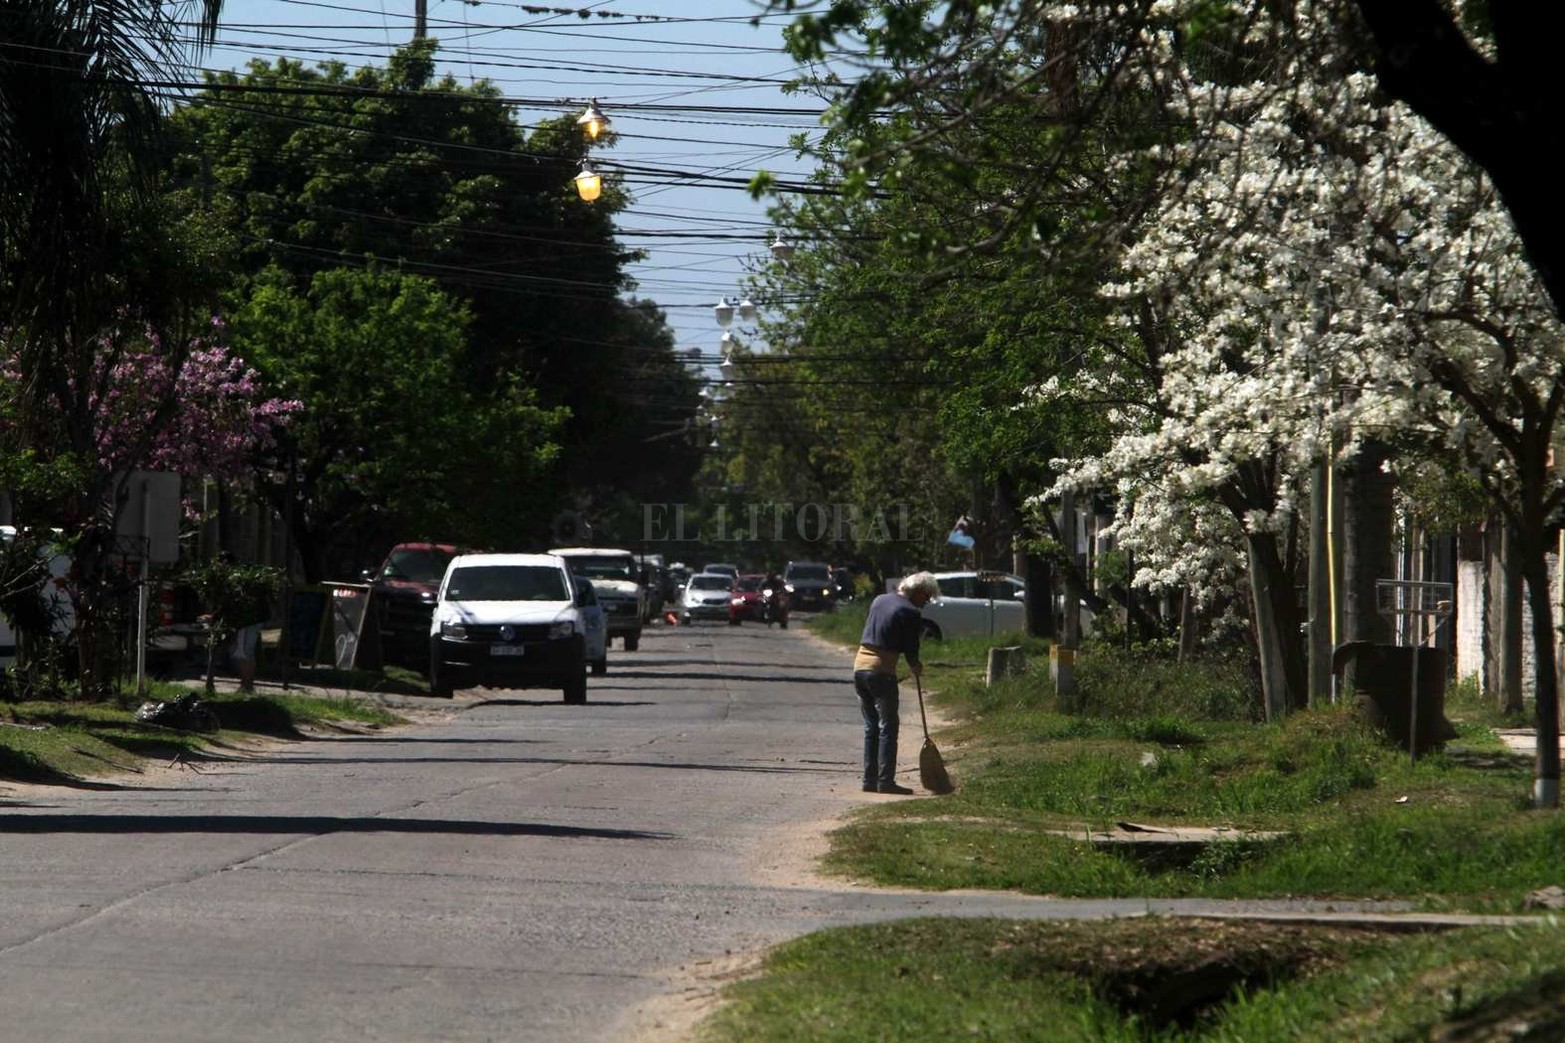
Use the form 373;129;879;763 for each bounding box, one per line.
249;754;843;775
0;813;672;840
600;671;852;685
464;698;656;708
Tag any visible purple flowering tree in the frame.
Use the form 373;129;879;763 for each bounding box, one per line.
88;319;300;483
3;314;297;698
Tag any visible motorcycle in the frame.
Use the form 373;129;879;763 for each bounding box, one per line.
761;583;790;629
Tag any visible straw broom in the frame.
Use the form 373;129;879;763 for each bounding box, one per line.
914;673;955;795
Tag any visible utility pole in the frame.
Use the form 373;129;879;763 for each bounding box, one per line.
413;0;426;40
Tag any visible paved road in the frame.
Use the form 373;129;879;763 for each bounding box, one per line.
0;621;1469;1042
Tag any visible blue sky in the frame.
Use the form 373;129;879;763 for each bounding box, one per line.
199;0;820;357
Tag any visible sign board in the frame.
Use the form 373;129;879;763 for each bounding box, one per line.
285;586;331;662
329;583;382;671
114;471;182;564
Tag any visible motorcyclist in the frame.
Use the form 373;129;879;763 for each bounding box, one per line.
762;570;789;628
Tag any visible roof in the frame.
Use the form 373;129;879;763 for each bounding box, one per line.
549;547;635;557
451;552;568;568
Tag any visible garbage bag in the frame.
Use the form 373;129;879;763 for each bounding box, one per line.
134;693;220;733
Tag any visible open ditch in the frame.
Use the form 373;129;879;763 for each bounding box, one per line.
1019;919;1410;1032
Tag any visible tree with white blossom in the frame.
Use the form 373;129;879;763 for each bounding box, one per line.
1043;2;1565;804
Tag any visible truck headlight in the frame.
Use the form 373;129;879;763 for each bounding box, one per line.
442;620;467;640
549;620;577;640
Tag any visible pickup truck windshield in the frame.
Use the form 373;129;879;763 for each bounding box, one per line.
562;555;635;580
382;547;456;584
446;566;569;602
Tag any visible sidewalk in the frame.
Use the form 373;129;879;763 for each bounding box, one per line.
1495;728;1565;757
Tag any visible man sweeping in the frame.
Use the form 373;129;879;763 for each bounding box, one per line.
852;572;939;794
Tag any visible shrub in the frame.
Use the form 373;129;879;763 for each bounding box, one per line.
1075;644;1256;722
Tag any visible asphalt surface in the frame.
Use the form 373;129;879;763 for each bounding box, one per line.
0;620;1521;1042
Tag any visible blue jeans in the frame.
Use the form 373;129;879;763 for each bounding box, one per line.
854;670;899;788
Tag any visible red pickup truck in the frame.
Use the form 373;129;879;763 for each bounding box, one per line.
366;542;464;670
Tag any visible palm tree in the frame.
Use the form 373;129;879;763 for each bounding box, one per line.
1;0;222;696
2;0;222;354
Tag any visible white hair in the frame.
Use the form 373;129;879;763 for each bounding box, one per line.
897;571;939;598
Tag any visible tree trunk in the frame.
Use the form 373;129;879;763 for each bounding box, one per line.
1339;440;1395;645
1060;490;1081;648
1178;586;1199;661
1024;549;1055;640
1518;536;1561;808
1306;458;1333;705
1487;519;1525;713
1247;531;1307;720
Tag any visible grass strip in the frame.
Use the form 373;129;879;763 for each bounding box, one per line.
2;684;403;785
698;917;1565;1042
806;608;1563;909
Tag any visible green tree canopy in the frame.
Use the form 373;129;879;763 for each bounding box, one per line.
165;40;702;548
228;264;565;581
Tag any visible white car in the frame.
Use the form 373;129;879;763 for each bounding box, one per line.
920;571;1027;640
428;553;589;702
680;573;734;624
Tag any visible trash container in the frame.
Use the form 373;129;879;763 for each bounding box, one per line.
1331;641;1459;755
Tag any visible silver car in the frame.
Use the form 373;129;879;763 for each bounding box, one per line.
680;573;734;624
920;571;1027;640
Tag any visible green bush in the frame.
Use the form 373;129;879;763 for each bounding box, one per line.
1074;644;1256;722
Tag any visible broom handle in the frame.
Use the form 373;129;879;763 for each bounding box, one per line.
915;672;931;741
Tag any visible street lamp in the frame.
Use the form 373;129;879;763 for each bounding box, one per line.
769;234;795;261
576;99;609;141
714;296;735;328
573;164;602;202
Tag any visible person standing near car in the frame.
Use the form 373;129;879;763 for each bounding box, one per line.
852;572;939;795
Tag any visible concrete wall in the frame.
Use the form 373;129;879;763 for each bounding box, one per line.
1454;544;1560;701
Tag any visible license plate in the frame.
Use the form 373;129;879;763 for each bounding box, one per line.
491;644;526;657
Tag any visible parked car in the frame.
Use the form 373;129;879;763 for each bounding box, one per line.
365;542;464;669
727;574;768;625
428;553;589;702
577;580;609;676
680;572;734;624
783;560;836;612
920;570;1027;640
831;567;856;603
549;547;646;650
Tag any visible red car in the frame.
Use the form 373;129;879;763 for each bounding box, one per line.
727;574;769;625
728;574;789;627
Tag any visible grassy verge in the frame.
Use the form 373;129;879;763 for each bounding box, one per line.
750;612;1565;1039
1;680;404;786
806;611;1556;911
698;916;1565;1042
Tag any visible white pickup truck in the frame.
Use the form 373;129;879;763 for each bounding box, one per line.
549;547;647;651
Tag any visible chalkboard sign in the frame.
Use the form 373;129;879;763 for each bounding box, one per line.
285;586;331;661
329;583;382;671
